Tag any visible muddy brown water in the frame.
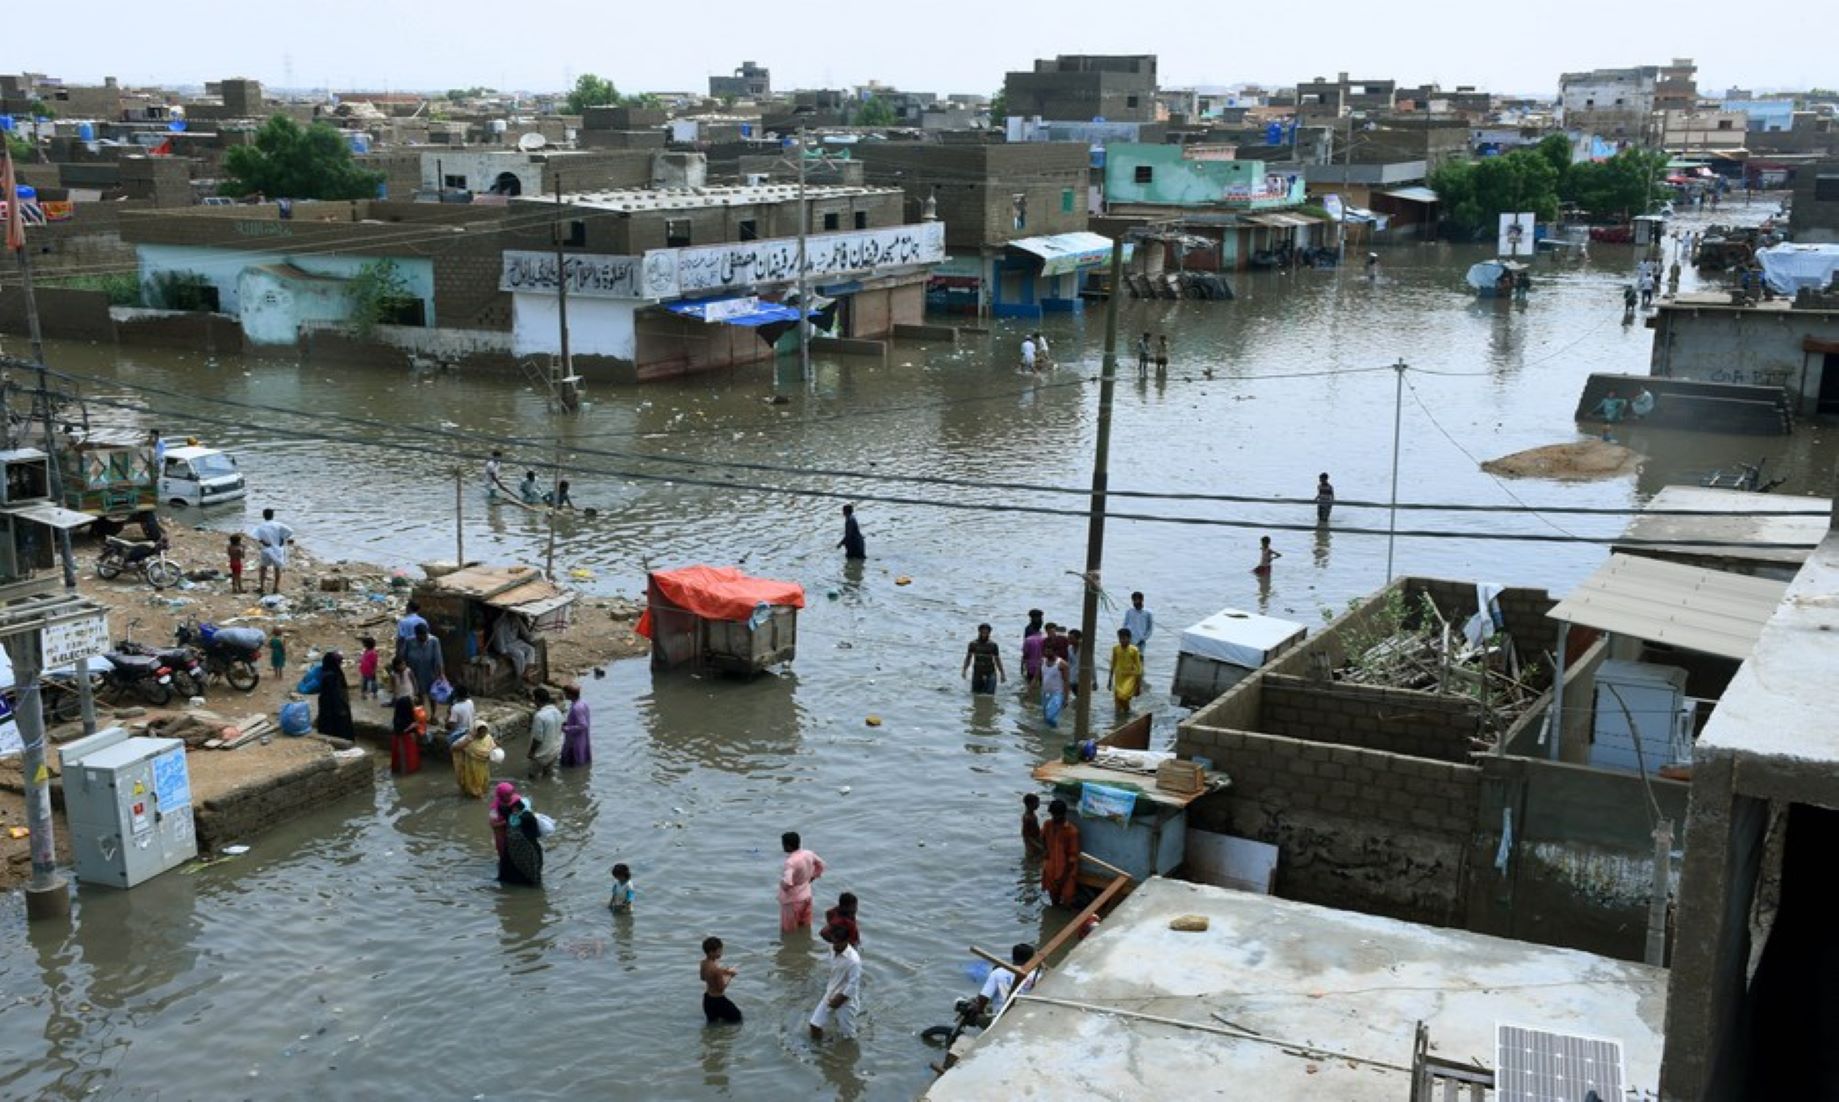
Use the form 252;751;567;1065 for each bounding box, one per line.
1;197;1827;1100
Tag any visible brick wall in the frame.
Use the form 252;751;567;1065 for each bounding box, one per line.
1183;726;1481;924
1259;674;1481;762
855;143;1089;250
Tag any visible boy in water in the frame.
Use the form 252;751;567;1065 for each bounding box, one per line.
609;863;635;912
701;937;742;1024
1022;793;1045;858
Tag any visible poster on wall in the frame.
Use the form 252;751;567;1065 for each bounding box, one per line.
1498;212;1535;257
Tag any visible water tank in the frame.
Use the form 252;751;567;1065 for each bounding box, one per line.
76;121;95;140
490;119;508;135
346;133;371;154
0;116;11;132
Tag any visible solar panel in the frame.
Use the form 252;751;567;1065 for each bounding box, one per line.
1496;1023;1626;1102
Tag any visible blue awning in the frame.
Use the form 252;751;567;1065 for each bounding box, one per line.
664;297;805;327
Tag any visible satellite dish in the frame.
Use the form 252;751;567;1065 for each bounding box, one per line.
517;132;547;152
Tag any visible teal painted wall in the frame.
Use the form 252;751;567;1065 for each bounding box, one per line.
1104;144;1305;209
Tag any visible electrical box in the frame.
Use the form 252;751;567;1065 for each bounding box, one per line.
58;727;197;888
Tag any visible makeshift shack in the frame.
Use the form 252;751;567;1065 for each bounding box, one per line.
411;565;577;696
637;565;804;674
1173;607;1307;706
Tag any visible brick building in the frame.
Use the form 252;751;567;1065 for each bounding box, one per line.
1559;66;1659;142
1295;72;1398;119
709;61;771;101
1790;161;1839;243
854;141;1100;317
498;184;940;379
1003;54;1158;123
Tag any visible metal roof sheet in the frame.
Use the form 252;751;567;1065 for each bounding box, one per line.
1549;553;1788;659
1382;185;1440;203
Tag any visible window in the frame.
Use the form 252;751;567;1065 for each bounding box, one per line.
1134;165;1154;184
567;220;587;247
1126;95;1139;108
823;212;839;231
1062;188;1075;213
666;218;691;247
853;210;868;230
1011;193;1027;230
1815;175;1839;202
739;219;758;241
443;174;466;189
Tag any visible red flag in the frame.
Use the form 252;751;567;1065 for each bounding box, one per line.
2;147;23;253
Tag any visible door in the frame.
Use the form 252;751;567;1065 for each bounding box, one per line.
160;459;199;505
1819;353;1839;415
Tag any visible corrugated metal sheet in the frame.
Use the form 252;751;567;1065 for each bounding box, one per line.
1382;186;1440;203
1549;553;1787;660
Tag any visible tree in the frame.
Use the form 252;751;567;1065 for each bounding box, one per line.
987;90;1006;127
1429;148;1560;238
445;86;496;101
565;73;620;115
220;115;384;200
5;131;32;162
853;95;895;128
1535;133;1574;177
1561;148;1670;221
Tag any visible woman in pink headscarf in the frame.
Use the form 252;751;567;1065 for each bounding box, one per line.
489;782;519;859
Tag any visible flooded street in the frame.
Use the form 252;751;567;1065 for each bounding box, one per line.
1;198;1825;1100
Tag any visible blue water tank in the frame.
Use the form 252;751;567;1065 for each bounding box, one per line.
0;116;12;132
14;185;34;200
347;133;371;154
168;119;187;133
78;122;95;141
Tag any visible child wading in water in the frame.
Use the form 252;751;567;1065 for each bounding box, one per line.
226;533;245;593
701;937;742;1024
609;863;635;912
1252;536;1282;576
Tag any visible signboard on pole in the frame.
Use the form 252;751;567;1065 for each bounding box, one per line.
41;612;109;668
1498;212;1535;257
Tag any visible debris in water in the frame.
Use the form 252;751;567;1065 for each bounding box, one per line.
865;715;883;727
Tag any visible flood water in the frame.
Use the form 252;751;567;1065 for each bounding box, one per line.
0;197;1825;1100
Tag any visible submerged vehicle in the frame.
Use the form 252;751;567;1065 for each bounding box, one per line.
159;445;246;507
1466;259;1531;298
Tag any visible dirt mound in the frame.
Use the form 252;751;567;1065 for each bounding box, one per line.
1481;440;1641;481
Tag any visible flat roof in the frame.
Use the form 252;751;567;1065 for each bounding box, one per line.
1548;552;1788;660
926;877;1666;1101
539;184;899;212
1615;486;1829;568
1698;533;1839;768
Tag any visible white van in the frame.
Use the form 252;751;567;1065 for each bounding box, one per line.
160;446;246;507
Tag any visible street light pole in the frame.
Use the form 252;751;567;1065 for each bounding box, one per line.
1073;238;1125;743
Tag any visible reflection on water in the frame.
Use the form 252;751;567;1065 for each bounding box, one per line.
3;199;1828;1098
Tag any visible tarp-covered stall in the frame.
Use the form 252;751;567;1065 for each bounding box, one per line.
1757;243;1839;296
638;565;806;674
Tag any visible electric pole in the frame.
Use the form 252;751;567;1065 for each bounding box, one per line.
1072;238;1125;742
796;126;812;383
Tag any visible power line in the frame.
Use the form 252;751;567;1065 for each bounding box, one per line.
67;388;1823;550
44;361;1829;520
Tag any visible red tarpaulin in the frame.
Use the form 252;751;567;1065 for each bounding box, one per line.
636;565;806;638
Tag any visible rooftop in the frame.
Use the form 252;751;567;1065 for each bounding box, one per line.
1615;486;1830;570
1697;532;1839;768
541;184;898;213
927;877;1666;1101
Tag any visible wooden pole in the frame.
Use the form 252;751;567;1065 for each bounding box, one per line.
1073;238;1124;742
454;466;464;567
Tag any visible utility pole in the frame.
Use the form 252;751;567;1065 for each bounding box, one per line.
1073;238;1125;742
453;467;465;568
546;175;571;580
1386;359;1407;582
795;126;812;383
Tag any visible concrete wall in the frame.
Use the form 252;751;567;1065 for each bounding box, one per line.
0;287;117;340
193;753;372;854
1258;673;1482;762
137;244;434;321
512;294;637;360
1649;304;1838;415
854;142;1090;250
1181;725;1482;925
237;266;357;345
1789;162;1839;243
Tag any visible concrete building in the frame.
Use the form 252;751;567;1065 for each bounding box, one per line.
1295;72;1397;119
1655;58;1698;113
417;149;656;198
1102;144;1316;271
499;184;941;378
1658;109;1748;153
853;141;1096;317
1789;161;1839;243
1560;66;1659;142
1723;98;1795;133
1660;520;1839;1100
708;61;770;101
1394;83;1492;119
927;877;1667;1100
1649;292;1839;415
1003;55;1158;124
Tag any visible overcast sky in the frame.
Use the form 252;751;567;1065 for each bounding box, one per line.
22;0;1836;99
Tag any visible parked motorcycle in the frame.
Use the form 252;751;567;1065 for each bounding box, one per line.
97;651;175;705
114;638;206;699
174;618;262;693
96;535;183;589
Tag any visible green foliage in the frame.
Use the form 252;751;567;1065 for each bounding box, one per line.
345;259;415;335
1535;133;1574;177
853;95;895;128
44;271;141;306
220;115;384;201
565;73;620;114
27;98;54;119
1560;149;1670;220
988;90;1006;126
625;92;662;109
1429;148;1560;238
149;271;216;312
5;131;31;162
